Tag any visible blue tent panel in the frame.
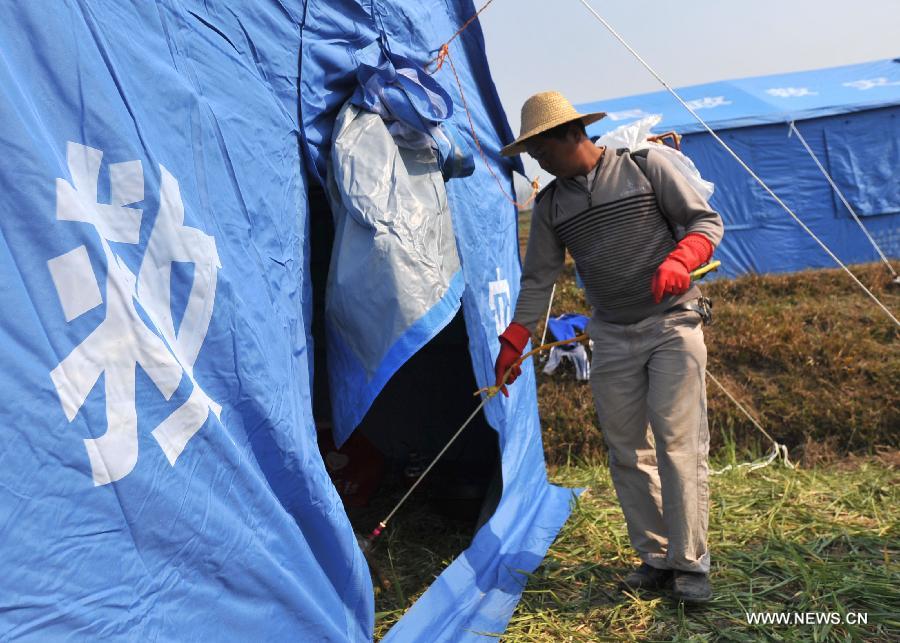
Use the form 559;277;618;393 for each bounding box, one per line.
2;0;574;640
678;107;900;278
580;58;900;136
578;60;900;278
823;112;900;216
1;2;371;640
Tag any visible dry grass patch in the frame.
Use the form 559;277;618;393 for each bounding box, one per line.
519;206;898;465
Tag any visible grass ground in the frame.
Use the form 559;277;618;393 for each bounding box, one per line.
506;452;899;642
369;453;899;641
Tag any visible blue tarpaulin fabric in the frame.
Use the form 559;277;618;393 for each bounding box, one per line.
1;0;574;641
578;59;900;278
302;2;574;640
349;41;475;179
0;2;372;640
580;58;900;136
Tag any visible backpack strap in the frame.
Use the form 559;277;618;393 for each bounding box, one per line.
534;179;557;206
609;146;651;177
629;147;651;176
627;147;681;239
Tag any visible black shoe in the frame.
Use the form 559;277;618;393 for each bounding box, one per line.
619;563;673;592
672;571;712;603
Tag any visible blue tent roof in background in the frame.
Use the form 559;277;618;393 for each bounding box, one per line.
579;58;900;135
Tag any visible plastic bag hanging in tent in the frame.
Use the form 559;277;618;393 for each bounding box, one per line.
325;102;465;443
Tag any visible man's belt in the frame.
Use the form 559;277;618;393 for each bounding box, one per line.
665;296;713;325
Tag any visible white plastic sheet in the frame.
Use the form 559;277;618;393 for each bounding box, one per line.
595;115;715;201
326;103;461;377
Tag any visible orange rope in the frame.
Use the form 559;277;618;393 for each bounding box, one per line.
428;0;498;70
431;44;450;73
425;0;540;210
439;45;540;210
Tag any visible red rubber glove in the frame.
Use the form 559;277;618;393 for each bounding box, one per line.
494;322;531;397
651;233;713;304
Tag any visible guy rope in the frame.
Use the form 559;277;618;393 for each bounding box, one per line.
427;0;541;209
574;0;900;329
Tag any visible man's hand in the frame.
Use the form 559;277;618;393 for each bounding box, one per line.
651;258;692;303
651;233;713;304
494;322;531;397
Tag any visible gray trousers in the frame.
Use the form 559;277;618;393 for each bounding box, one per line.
589;308;710;573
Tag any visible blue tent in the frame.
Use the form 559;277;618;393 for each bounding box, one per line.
0;1;574;640
578;58;900;278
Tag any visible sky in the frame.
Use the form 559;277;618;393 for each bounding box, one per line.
477;0;900;191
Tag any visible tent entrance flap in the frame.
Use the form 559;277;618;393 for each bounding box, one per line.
308;171;500;526
325;102;465;445
353;309;502;528
314;306;504;606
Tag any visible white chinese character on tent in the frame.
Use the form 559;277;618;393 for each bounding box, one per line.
48;142;222;486
685;96;732;110
488;267;511;336
607;108;652;122
843;77;900;91
765;87;818;98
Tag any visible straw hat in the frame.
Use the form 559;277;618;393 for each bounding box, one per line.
500;91;606;157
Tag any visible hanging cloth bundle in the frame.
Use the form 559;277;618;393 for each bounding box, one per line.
325;42;475;442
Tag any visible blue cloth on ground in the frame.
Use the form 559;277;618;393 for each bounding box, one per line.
547;314;590;350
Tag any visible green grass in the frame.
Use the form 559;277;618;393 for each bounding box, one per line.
368;454;899;641
505;455;899;642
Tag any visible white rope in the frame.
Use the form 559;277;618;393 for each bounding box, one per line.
711;443;792;476
539;283;556;362
575;0;900;329
788;121;898;278
706;370;794;475
372;279;560;531
377;396;490;529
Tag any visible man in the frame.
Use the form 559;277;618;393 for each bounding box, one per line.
495;91;723;603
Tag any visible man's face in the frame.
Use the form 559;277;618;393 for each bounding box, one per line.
525;130;580;178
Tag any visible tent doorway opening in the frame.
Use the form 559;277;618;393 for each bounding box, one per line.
308;180;502;598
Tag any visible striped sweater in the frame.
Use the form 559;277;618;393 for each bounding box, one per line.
513;147;724;328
